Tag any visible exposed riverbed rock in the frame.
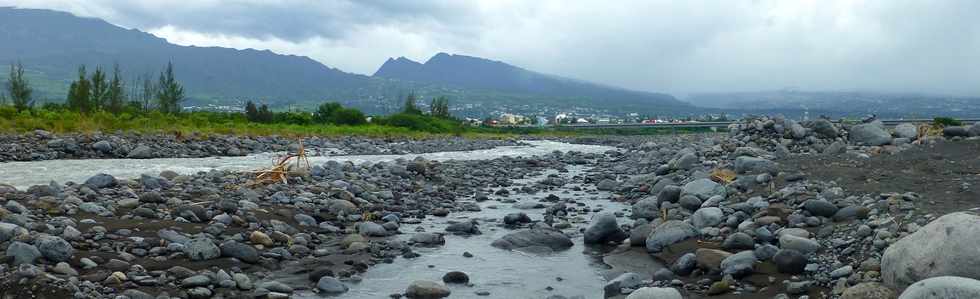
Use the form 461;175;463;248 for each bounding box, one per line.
898;276;980;299
492;228;573;251
882;212;980;289
646;220;699;253
584;212;627;244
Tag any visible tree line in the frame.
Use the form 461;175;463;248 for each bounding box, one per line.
1;61;184;114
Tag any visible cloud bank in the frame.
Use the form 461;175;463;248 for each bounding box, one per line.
4;0;979;96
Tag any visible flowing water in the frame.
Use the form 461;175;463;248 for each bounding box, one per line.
0;140;636;298
298;167;633;299
0;140;614;189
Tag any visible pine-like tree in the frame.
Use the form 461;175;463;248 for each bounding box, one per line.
403;93;421;115
156;62;184;114
89;66;108;110
6;62;33;112
66;65;92;113
106;64;125;114
245;100;259;122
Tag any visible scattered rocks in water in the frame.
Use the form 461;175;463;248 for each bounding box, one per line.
583;212;627;244
442;271;469;284
405;280;451;298
492;228;573;251
317;277;349;294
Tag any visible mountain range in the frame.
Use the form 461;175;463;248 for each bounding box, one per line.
0;7;688;116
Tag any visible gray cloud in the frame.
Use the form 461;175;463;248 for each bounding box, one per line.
3;0;979;96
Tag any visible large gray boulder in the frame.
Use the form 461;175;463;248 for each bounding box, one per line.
810;119;839;138
584;213;627;244
404;280;450;298
850;123;892;146
720;250;757;277
183;238;220;261
84;173;117;189
127;145;155;159
36;235;74;263
631;197;660;220
6;241;41;265
969;123;980;137
788;120;807;139
779;234;821;254
492;229;573;251
670;153;699;170
691;207;723;229
734;156;777;174
681;179;726;200
0;223;28;242
898;276;980;299
894;123;918;139
882;212;980;289
646;220;699;253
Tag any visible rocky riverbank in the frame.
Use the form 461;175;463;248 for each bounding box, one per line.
0;117;979;299
0;131;524;162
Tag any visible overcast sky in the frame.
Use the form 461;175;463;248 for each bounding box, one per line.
4;0;979;96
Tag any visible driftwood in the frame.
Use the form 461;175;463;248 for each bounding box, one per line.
249;139;310;186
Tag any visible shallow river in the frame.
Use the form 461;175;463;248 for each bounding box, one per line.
0;140;637;298
0;140;613;189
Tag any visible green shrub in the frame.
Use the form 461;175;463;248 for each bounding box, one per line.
933;117;962;127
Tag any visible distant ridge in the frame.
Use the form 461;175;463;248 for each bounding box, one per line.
374;52;689;109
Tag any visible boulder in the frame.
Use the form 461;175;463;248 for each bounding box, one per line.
882;212;980;288
356;222;388;237
734;156;777;174
631;197;660;220
219;241;259;263
671;252;697;276
127;145;154;159
695;248;732;273
183;238;220;261
409;233;445;246
803;199;839;217
492;229;573;251
720;250;757;277
944;126;971;137
625;287;683;299
596;179;619;191
604;272;644;297
671;153;699;170
36;235;74;263
722;232;755;251
404;280;451;298
584;213;627;244
84;173;117;189
842;282;895;299
898;276;980;299
6;241;41;265
646;221;699;253
969;123;980;137
316;277;349;294
810;119;839;138
779;234;820;254
773;249;807;274
691;207;723;229
850;123;893;146
682;179;726;200
92;140;113;153
894;123;918;139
